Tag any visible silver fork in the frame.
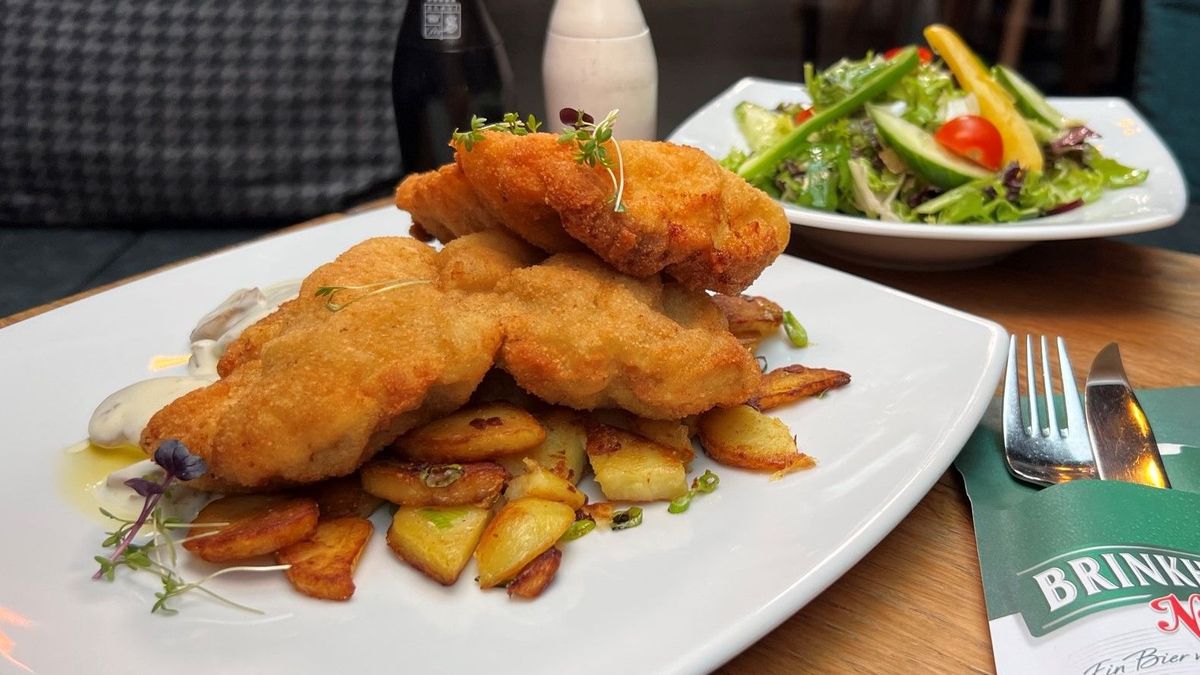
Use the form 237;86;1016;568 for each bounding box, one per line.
1002;335;1097;485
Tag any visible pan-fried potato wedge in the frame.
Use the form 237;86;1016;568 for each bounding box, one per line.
629;417;695;463
698;405;816;475
361;459;508;507
495;409;588;484
507;547;562;599
475;497;575;589
184;495;319;563
585;424;689;502
386;505;491;585
712;294;783;348
275;517;373;601
748;365;851;411
505;459;587;509
580;501;615;527
305;475;385;519
395;402;546;462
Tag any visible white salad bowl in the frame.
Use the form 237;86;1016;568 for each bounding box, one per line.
670;77;1188;270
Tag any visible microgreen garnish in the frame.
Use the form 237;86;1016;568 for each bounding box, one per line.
420;464;464;488
93;440;207;581
783;311;808;348
451;112;543;150
560;517;596;542
92;439;288;615
557;108;626;213
610;506;643;531
314;279;432;312
668;470;721;514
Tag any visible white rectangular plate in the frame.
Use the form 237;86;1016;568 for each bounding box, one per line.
0;207;1006;674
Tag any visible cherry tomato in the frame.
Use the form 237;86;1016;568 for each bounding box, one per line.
934;115;1004;171
884;46;933;65
793;107;814;124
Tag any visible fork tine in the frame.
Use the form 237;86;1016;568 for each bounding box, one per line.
1024;335;1041;436
1040;336;1060;437
1002;335;1022;440
1057;336;1086;437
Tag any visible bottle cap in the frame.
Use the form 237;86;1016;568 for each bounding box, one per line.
547;0;648;39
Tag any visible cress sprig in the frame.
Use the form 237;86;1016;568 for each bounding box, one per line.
314;279;432;312
92;439;289;614
450;108;628;213
451;112;542;150
557;108;626;213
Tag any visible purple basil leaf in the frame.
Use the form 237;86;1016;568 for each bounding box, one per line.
153;439;209;481
558;107;593;128
1000;163;1025;202
124;477;164;497
1047;126;1098;157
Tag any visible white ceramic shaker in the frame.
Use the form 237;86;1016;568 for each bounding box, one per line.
542;0;658;139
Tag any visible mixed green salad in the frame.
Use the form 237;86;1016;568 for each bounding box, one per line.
725;24;1148;224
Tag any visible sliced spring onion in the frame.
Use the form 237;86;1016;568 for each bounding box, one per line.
611;507;644;531
783;311;808;348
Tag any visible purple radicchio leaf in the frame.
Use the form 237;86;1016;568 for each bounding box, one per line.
1000;163;1025;202
906;187;942;208
1045;199;1084;216
123;477;165;498
153;439;209;481
1047;126;1098;157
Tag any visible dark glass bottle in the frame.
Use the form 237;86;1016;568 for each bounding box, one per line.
392;0;515;173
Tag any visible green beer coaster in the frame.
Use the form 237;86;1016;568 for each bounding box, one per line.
956;387;1200;654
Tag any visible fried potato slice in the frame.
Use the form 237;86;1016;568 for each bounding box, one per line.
475;497;575;589
395;402;546;463
698;405;816;475
305;475;385;519
361;459;508;508
507;547;562;600
495;409;588;484
386;505;492;585
504;459;587;510
628;417;695;463
579;501;615;527
275;517;373;601
748;365;851;411
184;495;319;563
712;294;783;348
585;424;689;502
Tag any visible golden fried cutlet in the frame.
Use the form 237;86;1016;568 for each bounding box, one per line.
143;234;540;490
493;252;762;419
143;229;758;488
392;163;501;245
395;132;790;294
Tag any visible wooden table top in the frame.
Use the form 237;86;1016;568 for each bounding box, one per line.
4;203;1199;673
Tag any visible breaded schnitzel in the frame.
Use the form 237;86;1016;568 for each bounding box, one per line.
143;233;538;489
395;132;789;294
495;252;761;419
142;230;761;488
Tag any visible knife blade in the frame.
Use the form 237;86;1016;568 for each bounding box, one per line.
1084;342;1171;488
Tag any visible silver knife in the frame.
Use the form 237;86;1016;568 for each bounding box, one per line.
1084;342;1171;488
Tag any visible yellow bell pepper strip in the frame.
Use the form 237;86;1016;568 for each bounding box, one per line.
923;24;1043;171
737;47;920;181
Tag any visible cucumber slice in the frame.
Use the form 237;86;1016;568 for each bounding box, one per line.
867;105;992;189
735;102;794;154
993;64;1068;130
